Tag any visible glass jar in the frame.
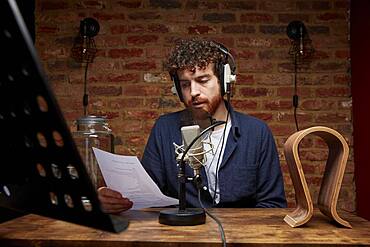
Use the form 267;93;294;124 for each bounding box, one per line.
72;115;114;189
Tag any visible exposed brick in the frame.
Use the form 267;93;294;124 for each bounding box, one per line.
256;74;292;86
238;61;274;73
317;13;346;21
188;25;217;35
259;1;296;11
149;0;182;9
116;0;142;8
297;2;312;11
277;112;313;123
239;87;269;97
316;113;350;123
259;25;286;34
222;25;255;34
110;24;146;34
248;113;273;121
315;87;350;97
307;26;330;34
278;14;310;23
146;47;168;58
277;62;310;73
125;61;156;70
123;85;162;96
106;73;139;83
108;48;144;58
234;50;256;60
128;12;161;20
335;50;350;59
300;99;336;111
273;38;291;47
313;1;331;10
300;162;317;174
212;37;235;48
276;87;312;98
118;120;143;132
157;98;181;108
312;50;331;59
333;74;350;85
125;135;147;146
75;1;106;9
92;12;125;21
335;1;349;9
127;35;159;45
148;24;169;33
297;74;331;85
231;99;258;110
126;110;159;120
40;1;69;10
264;100;292;110
164;13;197;23
90;60;121;71
185;0;218;9
299;150;328;161
306;176;323;186
87;74;105;83
221;1;256;10
38;26;59;34
258;50;274;59
238;37;273;48
143;72;168;83
338;99;352;110
99;36;123;47
89;86;122;96
240;13;273;23
237;74;255;85
203;13;236;23
269;124;296;136
108;98;144;109
47;60;66;71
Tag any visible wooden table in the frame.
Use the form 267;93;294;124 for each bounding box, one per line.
1;208;370;246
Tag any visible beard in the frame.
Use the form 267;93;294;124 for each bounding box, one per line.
186;93;223;121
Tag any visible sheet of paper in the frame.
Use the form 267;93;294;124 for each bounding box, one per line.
92;147;178;210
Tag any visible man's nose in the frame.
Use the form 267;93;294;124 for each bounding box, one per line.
190;81;200;97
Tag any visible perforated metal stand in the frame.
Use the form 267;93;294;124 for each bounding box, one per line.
0;0;128;233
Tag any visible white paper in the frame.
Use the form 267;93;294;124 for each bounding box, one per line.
92;147;178;209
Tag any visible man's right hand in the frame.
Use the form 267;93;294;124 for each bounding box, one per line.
97;187;133;214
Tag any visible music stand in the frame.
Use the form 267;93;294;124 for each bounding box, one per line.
0;0;128;233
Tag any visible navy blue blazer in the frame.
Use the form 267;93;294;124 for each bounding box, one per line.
141;105;287;208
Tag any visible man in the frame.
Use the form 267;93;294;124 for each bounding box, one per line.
98;38;287;213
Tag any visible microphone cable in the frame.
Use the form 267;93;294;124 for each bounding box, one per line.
293;53;299;131
198;189;227;247
212;100;230;204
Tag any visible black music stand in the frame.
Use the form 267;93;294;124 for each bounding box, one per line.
0;0;128;233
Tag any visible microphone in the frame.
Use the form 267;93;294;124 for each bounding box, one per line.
180;125;205;177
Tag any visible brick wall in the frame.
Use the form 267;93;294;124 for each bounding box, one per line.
35;0;353;211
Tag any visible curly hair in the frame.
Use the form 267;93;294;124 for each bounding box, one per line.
164;38;227;76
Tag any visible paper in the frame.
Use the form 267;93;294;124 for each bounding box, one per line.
92;147;178;210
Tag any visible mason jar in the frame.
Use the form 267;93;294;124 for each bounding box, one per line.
72;115;114;189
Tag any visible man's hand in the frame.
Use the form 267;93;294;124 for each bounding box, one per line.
97;187;133;214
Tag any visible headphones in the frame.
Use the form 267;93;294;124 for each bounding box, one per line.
170;41;237;102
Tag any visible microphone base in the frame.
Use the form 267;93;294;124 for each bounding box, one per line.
158;208;206;226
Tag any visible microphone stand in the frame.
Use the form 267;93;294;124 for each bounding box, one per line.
159;121;226;226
